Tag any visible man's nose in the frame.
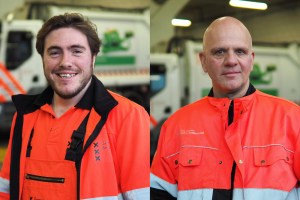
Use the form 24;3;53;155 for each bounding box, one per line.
224;51;238;66
60;53;73;67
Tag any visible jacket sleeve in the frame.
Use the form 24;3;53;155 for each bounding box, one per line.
293;106;300;181
150;123;178;199
294;129;300;180
116;106;150;199
0;114;17;199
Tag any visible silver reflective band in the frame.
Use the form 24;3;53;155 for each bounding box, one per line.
0;177;9;194
150;173;178;197
82;195;121;200
233;188;299;200
178;189;213;199
83;187;150;200
122;187;150;200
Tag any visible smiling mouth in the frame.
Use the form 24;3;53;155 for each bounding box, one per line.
57;73;77;78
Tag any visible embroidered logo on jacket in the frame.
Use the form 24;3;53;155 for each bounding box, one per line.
93;141;110;162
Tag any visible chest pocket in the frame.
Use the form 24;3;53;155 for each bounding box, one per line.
22;159;76;200
250;145;296;190
253;145;293;166
166;146;220;189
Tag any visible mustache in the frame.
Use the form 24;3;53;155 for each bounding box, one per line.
52;67;79;74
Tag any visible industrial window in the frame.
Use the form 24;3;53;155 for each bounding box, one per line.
6;31;33;70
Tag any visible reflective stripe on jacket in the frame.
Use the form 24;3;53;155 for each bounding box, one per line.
151;90;300;200
0;76;150;199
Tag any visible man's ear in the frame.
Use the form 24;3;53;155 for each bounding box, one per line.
92;55;96;68
199;52;208;73
250;51;255;71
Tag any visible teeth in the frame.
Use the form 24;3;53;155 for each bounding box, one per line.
59;74;76;78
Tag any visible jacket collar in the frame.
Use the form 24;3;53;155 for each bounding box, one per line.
206;83;256;111
12;75;118;116
208;83;256;98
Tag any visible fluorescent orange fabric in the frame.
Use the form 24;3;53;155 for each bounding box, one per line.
0;77;150;199
30;105;89;161
21;159;77;199
19;105;85;199
80;94;150;198
151;90;300;194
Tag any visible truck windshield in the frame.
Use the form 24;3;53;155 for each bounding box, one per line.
6;31;33;70
150;64;166;97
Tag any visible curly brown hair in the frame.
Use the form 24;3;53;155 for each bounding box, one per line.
36;13;101;57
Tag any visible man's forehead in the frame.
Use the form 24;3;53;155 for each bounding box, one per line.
203;17;252;47
45;28;87;41
45;28;89;46
204;29;252;51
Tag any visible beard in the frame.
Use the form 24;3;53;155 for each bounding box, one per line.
50;76;91;99
45;65;93;99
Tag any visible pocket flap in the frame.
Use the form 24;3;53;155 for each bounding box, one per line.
179;148;202;167
253;145;293;166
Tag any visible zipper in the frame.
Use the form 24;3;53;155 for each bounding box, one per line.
26;173;65;183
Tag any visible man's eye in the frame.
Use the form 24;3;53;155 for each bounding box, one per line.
236;49;246;55
49;51;60;57
73;49;83;55
214;49;225;56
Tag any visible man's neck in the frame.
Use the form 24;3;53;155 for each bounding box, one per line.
214;82;250;100
52;96;78;118
52;79;92;118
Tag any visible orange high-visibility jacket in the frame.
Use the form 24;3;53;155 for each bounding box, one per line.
0;76;150;199
151;89;300;200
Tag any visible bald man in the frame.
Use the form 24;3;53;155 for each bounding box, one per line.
150;16;300;200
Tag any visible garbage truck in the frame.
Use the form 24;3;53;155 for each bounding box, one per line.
0;3;150;133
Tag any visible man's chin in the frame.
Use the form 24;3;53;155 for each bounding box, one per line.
57;92;78;99
54;88;80;99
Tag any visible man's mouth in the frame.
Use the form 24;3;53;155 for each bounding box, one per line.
223;71;239;75
57;73;77;78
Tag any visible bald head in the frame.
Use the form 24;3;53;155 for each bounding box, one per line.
203;16;252;52
199;16;255;99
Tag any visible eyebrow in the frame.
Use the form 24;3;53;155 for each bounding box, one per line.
210;47;227;53
46;44;87;52
46;45;60;52
210;46;249;52
68;45;87;50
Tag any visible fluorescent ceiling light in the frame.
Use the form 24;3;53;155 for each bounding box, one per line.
171;19;192;27
229;0;268;10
